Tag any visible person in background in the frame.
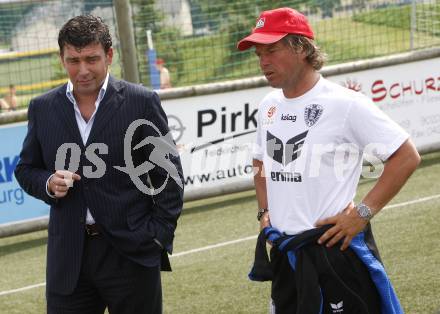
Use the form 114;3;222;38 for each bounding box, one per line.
238;7;420;313
156;58;172;89
4;84;18;110
0;84;17;111
0;97;8;111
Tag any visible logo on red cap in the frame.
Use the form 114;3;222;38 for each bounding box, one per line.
256;18;265;29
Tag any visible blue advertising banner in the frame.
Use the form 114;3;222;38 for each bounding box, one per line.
0;122;49;225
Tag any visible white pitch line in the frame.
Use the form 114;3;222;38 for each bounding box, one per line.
170;235;257;258
1;193;439;297
0;283;46;296
383;194;440;209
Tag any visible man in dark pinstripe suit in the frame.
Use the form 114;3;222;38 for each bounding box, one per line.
14;15;184;314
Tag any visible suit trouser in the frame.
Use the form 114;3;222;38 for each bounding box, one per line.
47;232;162;314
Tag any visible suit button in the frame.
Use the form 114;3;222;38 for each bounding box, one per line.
79;217;85;224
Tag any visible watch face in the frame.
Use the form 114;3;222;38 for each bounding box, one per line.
359;206;367;217
357;204;371;219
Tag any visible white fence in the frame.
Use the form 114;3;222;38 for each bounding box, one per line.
0;47;439;237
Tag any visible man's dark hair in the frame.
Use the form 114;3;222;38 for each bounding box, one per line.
58;15;112;55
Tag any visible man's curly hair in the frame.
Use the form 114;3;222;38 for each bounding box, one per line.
282;34;327;71
58;15;112;55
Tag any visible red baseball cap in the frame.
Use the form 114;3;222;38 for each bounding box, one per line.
237;7;314;51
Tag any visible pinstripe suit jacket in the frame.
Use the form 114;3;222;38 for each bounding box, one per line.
14;76;184;295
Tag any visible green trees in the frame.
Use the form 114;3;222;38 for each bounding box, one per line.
307;0;341;18
0;2;37;46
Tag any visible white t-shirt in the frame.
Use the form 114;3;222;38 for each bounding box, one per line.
160;67;171;88
253;76;409;235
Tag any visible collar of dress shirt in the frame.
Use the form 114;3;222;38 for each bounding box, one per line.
66;72;110;107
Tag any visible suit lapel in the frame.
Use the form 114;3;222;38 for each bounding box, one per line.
86;76;124;146
55;85;84;147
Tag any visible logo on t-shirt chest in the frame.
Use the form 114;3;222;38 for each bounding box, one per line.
304;104;323;127
266;130;308;183
281;113;297;122
262;105;277;126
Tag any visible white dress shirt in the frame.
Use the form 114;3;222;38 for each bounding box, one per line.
46;73;110;225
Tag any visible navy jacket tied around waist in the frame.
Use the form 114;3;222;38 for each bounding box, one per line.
249;225;403;314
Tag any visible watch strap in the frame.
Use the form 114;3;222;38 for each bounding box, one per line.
257;208;268;221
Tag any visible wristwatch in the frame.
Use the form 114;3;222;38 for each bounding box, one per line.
257;208;268;221
356;202;374;221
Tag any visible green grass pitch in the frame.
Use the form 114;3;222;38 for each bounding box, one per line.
0;151;439;313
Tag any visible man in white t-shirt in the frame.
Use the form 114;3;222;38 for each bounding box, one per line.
237;7;420;313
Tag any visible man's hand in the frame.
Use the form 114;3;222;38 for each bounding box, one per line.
259;211;272;246
315;201;368;251
48;170;81;198
259;211;271;231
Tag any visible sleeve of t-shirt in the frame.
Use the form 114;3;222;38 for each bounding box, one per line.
344;96;409;161
252;103;264;161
